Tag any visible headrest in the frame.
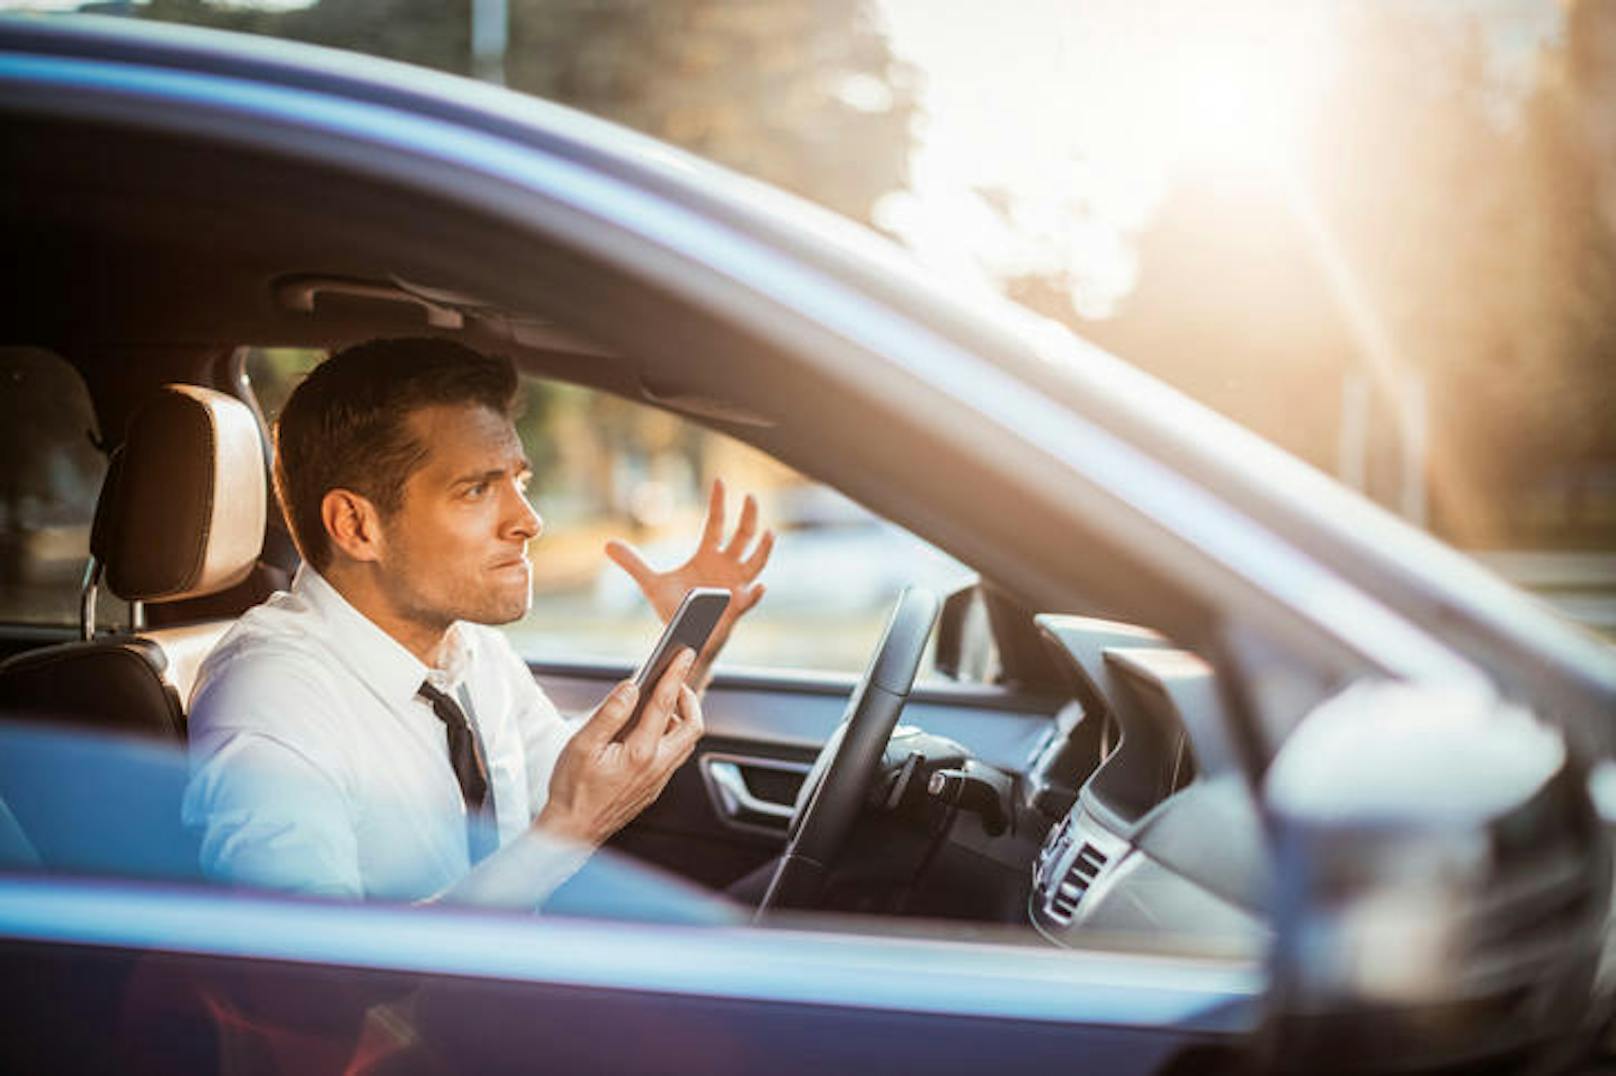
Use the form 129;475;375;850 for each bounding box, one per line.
92;385;266;603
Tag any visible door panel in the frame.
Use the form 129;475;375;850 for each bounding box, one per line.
609;733;811;890
532;661;1063;888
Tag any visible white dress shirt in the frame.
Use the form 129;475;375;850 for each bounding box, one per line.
183;566;587;903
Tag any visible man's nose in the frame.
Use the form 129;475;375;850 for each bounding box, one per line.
505;484;542;540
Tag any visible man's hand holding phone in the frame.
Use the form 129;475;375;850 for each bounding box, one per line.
536;646;705;847
536;589;727;846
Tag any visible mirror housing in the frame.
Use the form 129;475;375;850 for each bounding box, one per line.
1262;682;1612;1072
933;581;994;683
933;581;1063;689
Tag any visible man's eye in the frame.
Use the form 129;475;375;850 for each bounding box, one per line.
465;482;489;498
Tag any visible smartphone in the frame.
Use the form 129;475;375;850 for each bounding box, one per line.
615;587;731;741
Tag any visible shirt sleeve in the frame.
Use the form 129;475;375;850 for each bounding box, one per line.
183;653;363;900
436;828;593;911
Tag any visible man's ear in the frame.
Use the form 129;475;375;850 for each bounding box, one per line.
321;488;385;564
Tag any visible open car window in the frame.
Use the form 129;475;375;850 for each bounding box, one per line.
243;350;974;677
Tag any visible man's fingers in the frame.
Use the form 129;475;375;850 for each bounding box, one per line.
625;648;694;756
676;684;704;742
577;680;639;747
722;494;758;556
604;540;656;590
698;478;726;549
739;529;774;577
652;688;703;791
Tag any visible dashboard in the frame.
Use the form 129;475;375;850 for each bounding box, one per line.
1024;615;1270;952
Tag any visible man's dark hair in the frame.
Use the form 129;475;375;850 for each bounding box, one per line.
275;337;519;571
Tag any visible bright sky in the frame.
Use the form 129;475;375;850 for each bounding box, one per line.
873;0;1564;318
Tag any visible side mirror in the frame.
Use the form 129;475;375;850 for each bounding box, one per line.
933;582;995;683
1262;682;1612;1071
933;581;1065;688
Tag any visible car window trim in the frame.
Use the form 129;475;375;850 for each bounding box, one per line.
0;873;1261;1033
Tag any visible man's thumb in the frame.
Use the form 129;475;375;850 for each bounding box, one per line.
581;680;639;744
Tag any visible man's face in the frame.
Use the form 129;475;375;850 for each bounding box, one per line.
374;402;541;629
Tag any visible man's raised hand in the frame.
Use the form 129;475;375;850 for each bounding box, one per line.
604;478;774;689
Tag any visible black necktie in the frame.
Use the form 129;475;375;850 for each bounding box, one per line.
418;681;496;859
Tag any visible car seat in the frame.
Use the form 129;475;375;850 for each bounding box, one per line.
0;385;266;739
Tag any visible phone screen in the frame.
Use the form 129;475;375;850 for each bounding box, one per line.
615;587;731;740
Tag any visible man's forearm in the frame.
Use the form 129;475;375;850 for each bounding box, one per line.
434;828;593;911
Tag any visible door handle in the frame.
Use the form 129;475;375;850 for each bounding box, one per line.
699;754;809;834
708;761;795;820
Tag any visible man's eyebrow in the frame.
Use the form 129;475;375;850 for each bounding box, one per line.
452;460;533;485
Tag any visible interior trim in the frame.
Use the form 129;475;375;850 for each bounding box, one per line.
526;659;1066;713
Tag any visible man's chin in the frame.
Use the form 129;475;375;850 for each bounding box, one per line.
469;587;533;626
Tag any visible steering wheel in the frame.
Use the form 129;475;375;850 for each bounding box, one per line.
756;586;940;914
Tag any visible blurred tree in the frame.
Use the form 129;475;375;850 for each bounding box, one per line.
1513;0;1616;543
139;0;914;228
1076;1;1616;551
505;0;915;225
1071;167;1355;475
142;0;472;74
1306;5;1529;543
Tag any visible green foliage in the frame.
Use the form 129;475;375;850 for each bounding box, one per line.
504;0;914;223
142;0;471;73
139;0;912;225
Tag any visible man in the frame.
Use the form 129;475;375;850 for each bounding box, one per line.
182;337;772;906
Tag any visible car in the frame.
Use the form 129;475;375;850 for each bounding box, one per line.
1;13;1615;1074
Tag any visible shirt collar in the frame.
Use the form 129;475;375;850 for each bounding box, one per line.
293;565;473;704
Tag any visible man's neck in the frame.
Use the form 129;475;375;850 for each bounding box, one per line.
319;561;452;668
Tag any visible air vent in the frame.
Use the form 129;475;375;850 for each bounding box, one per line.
1047;842;1109;923
1035;816;1071;877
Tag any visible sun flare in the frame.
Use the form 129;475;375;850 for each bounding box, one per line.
877;0;1339;315
1130;10;1332;174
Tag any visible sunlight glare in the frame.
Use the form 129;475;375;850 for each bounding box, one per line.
1081;4;1334;178
876;0;1339;316
1167;51;1293;171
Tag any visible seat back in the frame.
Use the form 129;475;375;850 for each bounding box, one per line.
0;637;184;739
0;385;266;739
